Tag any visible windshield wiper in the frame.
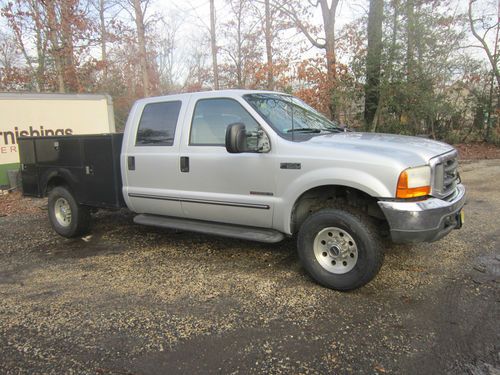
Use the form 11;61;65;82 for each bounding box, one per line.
286;128;322;133
287;127;343;134
321;127;344;133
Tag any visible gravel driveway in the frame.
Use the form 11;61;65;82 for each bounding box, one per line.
0;159;499;375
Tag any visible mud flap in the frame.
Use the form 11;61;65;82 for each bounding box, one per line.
456;210;464;229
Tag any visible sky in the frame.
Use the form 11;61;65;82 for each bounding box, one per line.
161;0;363;41
0;0;495;77
163;0;362;27
149;0;367;74
153;0;496;67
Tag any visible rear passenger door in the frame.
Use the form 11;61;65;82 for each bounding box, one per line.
123;99;186;217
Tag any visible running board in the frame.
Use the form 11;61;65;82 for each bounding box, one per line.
133;214;285;243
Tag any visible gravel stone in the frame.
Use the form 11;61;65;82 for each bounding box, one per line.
0;159;499;374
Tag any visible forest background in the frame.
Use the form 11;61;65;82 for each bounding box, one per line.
0;0;498;145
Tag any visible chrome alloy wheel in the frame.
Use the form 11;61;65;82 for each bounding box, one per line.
313;227;358;274
54;197;72;227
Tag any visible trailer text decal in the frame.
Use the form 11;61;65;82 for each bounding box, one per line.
0;126;73;154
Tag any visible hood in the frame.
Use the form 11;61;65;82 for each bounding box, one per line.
304;132;454;165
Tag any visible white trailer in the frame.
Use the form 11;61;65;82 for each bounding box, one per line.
0;93;115;187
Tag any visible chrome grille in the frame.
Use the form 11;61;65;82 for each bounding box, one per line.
431;151;459;199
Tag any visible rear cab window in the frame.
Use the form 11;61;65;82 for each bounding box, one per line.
136;101;182;146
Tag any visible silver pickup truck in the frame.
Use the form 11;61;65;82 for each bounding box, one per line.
19;90;466;290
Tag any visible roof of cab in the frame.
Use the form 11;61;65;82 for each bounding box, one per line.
135;89;288;104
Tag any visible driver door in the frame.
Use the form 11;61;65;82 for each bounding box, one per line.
178;97;276;228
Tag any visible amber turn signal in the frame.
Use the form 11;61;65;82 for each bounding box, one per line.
396;168;431;199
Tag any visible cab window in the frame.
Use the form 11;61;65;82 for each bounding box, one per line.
136;101;182;146
190;98;260;145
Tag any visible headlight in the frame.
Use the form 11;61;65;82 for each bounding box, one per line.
396;165;431;199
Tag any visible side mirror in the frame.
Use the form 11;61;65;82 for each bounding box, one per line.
225;123;271;153
225;123;248;153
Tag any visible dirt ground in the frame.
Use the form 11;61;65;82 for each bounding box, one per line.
0;159;499;375
454;143;500;161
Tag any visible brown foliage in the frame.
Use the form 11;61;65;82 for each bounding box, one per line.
454;142;500;160
0;0;497;144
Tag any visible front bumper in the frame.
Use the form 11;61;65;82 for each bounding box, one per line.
378;184;466;243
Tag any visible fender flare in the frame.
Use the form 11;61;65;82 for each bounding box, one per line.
41;168;80;197
274;167;393;234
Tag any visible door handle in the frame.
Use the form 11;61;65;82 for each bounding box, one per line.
180;156;189;172
128;156;135;171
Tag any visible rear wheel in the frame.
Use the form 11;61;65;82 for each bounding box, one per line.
48;186;90;238
297;208;384;291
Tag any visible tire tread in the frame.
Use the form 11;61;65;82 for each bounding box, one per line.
48;186;91;238
297;205;384;291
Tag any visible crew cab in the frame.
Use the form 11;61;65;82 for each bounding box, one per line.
19;90;466;291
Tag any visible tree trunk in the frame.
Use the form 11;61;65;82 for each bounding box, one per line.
45;0;65;93
319;0;338;79
319;0;339;119
364;0;384;130
406;0;419;134
133;0;150;96
236;4;243;88
99;0;108;84
468;0;500;143
371;0;399;132
387;0;399;82
32;0;46;92
430;117;436;139
210;0;220;90
60;0;79;92
468;0;500;90
265;0;274;90
406;0;416;83
279;0;338;117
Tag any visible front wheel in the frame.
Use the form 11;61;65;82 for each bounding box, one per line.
48;186;90;238
297;208;384;291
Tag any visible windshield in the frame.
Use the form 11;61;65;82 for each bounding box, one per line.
243;93;342;140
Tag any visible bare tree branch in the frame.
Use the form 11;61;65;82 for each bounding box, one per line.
269;0;326;49
468;0;500;88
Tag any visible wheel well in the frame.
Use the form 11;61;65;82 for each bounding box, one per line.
290;185;387;234
45;176;69;196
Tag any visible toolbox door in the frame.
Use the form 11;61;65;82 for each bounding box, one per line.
81;137;120;207
18;138;39;196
